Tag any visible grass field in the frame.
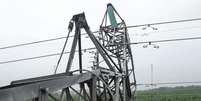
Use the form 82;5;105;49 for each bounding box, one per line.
135;86;201;101
46;86;201;101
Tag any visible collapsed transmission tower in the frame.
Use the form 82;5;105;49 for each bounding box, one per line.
0;3;136;101
96;3;137;101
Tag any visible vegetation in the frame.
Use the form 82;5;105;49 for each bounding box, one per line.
135;86;201;101
46;86;201;101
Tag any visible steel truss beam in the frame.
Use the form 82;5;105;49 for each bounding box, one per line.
0;70;100;101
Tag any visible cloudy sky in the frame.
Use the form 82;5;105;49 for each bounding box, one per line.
0;0;201;88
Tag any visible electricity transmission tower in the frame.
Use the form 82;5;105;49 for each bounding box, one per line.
0;3;136;101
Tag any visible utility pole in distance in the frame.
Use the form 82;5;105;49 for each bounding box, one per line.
150;64;154;101
151;64;154;89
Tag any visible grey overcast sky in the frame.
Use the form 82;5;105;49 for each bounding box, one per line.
0;0;201;88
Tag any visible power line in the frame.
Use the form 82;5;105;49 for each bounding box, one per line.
0;36;66;50
126;17;201;28
0;33;94;50
1;36;201;65
0;47;95;65
0;52;67;64
129;36;201;45
0;18;201;50
135;25;201;36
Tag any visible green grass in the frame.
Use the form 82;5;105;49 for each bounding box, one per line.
135;86;201;101
46;86;201;101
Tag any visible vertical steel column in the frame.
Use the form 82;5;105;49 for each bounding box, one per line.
78;22;82;75
103;84;107;101
66;88;73;101
91;77;97;101
60;89;65;101
39;88;48;101
115;77;120;101
32;98;39;101
77;19;88;101
66;29;79;72
122;32;127;101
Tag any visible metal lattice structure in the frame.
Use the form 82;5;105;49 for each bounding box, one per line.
0;4;136;101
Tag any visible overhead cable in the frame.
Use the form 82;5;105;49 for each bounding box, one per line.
1;36;201;65
0;18;201;50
